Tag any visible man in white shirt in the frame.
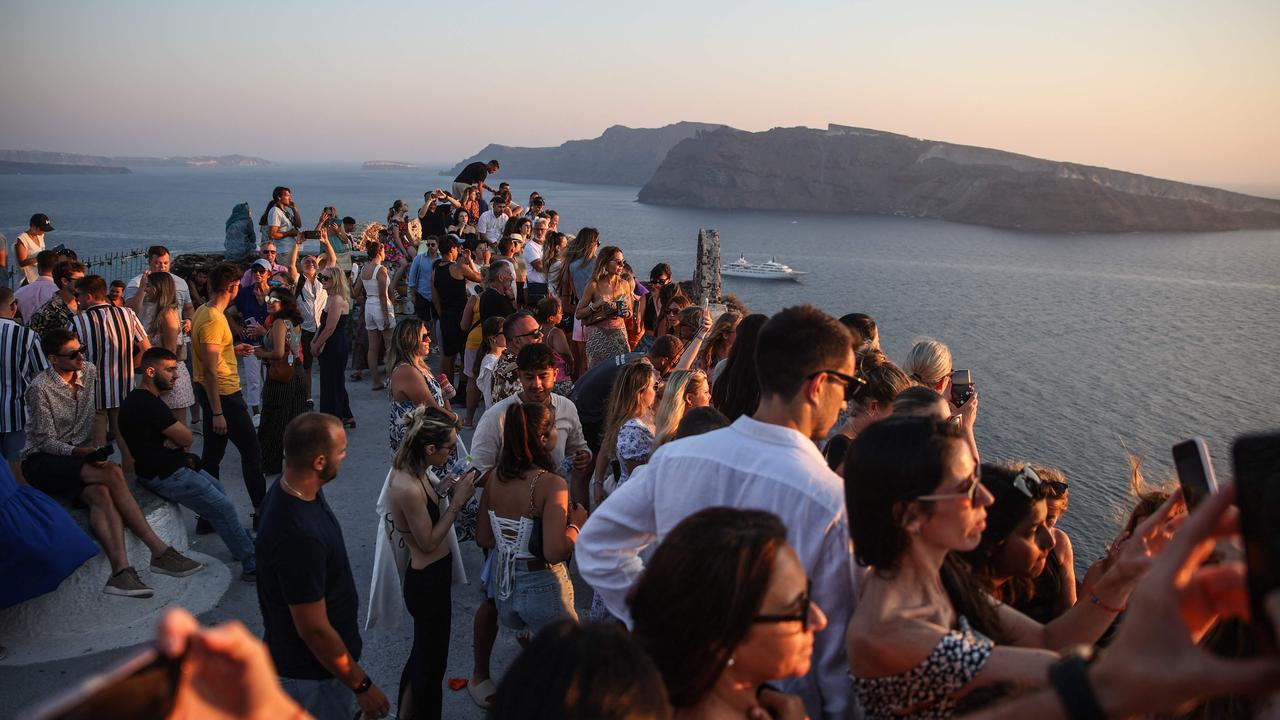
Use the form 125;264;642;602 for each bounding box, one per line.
124;246;195;325
14;213;53;286
476;201;508;247
577;305;860;720
523;217;549;307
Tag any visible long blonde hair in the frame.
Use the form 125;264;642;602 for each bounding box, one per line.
324;266;351;302
698;311;741;371
599;360;658;471
556;227;599;290
590;245;623;282
146;272;180;337
653;369;708;450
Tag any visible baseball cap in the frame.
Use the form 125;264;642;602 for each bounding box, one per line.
252;258;273;272
29;213;54;232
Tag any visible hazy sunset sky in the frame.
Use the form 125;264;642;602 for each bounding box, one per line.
3;1;1278;193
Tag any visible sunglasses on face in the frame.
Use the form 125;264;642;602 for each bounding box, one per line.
917;468;983;503
754;579;814;632
420;334;430;343
513;327;544;341
53;347;85;359
319;275;333;282
806;368;867;402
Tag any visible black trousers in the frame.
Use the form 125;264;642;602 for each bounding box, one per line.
192;384;266;508
399;554;453;720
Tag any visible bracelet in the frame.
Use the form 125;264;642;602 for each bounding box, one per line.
351;675;373;695
566;523;581;534
1048;647;1105;720
1082;583;1125;613
212;412;224;417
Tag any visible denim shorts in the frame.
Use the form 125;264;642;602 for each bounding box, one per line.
489;561;577;634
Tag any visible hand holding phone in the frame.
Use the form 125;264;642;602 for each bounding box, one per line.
950;369;974;407
86;444;113;464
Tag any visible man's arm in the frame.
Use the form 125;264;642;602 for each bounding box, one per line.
14;239;34;269
287;600;388;716
575;464;660;626
804;518;858;720
469;409;502;473
158;410;195;448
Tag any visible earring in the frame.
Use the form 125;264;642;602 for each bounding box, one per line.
727;657;735;667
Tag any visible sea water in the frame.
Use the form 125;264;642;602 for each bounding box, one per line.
3;165;1278;564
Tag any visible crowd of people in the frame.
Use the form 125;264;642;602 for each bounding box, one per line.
2;160;1279;720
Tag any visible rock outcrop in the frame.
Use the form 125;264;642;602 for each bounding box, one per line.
445;122;724;186
638;125;1280;233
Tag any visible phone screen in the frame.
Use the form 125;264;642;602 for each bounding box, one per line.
950;369;974;406
1233;431;1280;650
1172;439;1216;509
22;648;180;720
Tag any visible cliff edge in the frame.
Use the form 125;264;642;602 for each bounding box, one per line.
445;122;724;186
637;125;1280;233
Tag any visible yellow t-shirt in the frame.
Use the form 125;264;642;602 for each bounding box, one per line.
190;304;240;396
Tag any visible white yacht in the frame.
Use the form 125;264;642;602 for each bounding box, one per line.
720;255;808;281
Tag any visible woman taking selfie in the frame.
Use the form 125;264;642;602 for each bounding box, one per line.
476;403;587;635
575;245;633;369
387;406;477;720
630;506;826;720
843;417;1179;718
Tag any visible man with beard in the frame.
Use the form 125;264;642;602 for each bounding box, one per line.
254;413;390;720
119;348;256;581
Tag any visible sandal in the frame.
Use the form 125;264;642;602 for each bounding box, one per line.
468;677;497;709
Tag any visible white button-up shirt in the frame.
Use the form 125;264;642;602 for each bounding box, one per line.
577;415;859;720
470;392;589;474
477;210;507;244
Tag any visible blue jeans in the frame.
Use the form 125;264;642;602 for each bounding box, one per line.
137;466;256;572
490;561;577;634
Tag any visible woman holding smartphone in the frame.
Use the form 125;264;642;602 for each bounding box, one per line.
387;405;477;720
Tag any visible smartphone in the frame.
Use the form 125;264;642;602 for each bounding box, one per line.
21;647;181;720
950;369;974;406
87;444;113;464
1234;432;1280;650
438;466;479;495
1172;437;1219;509
301;230;322;240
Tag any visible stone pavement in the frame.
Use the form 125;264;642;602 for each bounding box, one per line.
2;362;593;719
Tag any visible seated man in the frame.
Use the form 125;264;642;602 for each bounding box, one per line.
22;329;203;598
119;348;257;581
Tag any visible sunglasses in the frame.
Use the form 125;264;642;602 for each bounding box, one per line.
53;347;85;359
918;468;983;503
512;327;544;341
806;368;867;402
420;334;430;343
1013;466;1043;498
319;275;333;282
754;579;814;632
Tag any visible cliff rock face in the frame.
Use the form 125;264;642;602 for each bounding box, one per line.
0;150;270;168
445;122;724;186
638;125;1280;233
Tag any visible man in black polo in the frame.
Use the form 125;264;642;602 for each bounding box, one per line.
255;413;390;720
452;159;499;199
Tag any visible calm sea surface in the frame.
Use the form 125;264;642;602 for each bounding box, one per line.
2;165;1278;564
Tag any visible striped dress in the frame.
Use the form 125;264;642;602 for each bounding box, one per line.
69;303;148;409
0;318;49;432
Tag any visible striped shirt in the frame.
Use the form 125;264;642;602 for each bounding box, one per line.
70;303;148;409
0;318;49;432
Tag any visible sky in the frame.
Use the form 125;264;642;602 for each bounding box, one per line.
3;0;1278;194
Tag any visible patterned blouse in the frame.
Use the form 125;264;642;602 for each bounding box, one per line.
28;294;75;340
490;349;521;405
614;417;654;487
22;364;99;459
853;615;994;720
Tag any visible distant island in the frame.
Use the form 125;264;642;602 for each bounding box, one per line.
363;160;417;170
0;160;131;175
0;150;271;171
637;125;1280;233
445;122;723;186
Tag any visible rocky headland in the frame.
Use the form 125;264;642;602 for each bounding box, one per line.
363;160;417;169
0;160;130;175
445;122;724;186
638;125;1280;233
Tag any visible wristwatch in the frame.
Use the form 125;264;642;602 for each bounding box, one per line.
1048;645;1104;720
352;675;373;695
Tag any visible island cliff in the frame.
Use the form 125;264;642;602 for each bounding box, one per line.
638;125;1280;233
0;150;271;168
446;122;723;186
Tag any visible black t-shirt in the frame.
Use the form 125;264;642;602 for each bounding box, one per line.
255;482;362;680
119;389;189;480
422;203;452;238
454;161;490;186
570;352;645;424
478;288;516;327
